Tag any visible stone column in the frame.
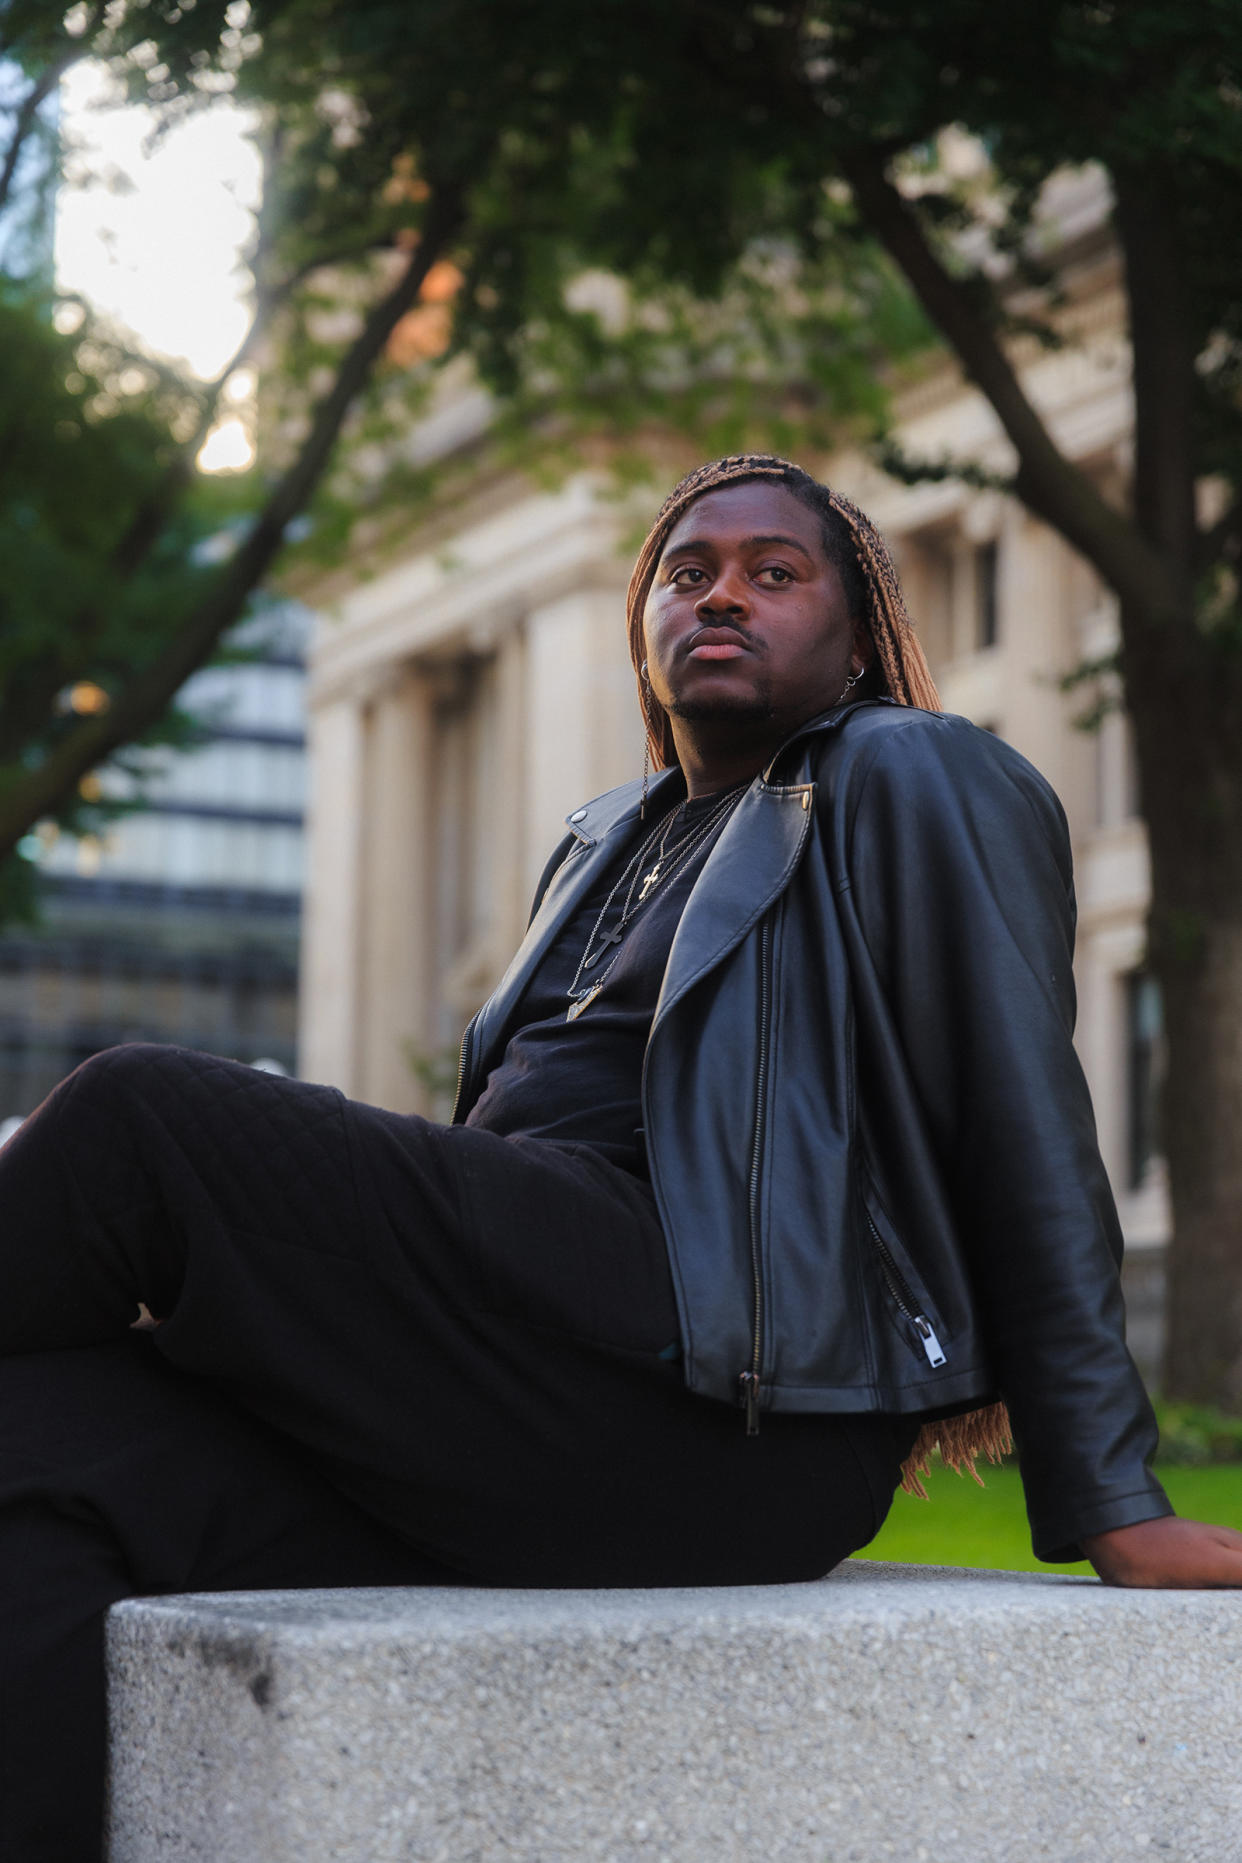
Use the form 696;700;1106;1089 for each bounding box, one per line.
523;586;634;902
298;691;367;1091
489;622;531;961
357;668;435;1113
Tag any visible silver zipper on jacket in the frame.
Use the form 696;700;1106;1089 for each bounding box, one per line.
865;1216;947;1368
449;1018;477;1125
740;914;773;1435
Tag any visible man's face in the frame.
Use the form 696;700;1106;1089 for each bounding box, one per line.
642;480;860;746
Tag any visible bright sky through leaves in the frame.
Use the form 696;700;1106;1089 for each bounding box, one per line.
54;60;261;467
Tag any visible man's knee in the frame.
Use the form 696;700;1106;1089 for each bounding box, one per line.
72;1042;184;1090
55;1044;195;1123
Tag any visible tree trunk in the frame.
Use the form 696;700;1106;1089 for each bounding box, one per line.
1155;905;1242;1407
1125;620;1242;1408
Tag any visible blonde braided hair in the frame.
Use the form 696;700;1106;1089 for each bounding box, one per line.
626;454;941;768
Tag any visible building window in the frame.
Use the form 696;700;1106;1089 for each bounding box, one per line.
975;541;999;650
1125;971;1165;1191
1093;711;1142;830
901;533;956;670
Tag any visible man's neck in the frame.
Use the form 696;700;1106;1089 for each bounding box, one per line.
670;715;787;798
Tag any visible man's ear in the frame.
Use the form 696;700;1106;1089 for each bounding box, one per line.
851;622;877;673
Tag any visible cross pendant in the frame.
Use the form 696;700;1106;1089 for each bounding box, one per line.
581;926;624;972
638;862;662;902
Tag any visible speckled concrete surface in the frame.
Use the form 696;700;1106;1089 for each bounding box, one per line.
106;1561;1242;1862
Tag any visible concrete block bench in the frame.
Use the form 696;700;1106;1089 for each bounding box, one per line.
106;1561;1242;1862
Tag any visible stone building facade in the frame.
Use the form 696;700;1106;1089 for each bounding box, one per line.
298;207;1167;1295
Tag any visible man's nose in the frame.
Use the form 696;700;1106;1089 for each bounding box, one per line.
694;571;749;619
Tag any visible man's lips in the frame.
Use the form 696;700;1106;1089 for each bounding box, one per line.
686;628;750;661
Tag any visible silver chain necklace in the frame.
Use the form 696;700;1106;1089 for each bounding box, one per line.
566;782;749;1021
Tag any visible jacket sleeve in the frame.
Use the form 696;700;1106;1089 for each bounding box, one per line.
843;713;1171;1561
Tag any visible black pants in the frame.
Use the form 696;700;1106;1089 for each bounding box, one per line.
0;1044;910;1859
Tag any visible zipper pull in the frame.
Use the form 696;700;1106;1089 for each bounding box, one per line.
914;1317;947;1369
739;1371;762;1435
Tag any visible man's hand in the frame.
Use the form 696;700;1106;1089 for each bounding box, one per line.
1082;1516;1242;1588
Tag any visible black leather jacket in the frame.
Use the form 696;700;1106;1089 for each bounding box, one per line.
454;702;1171;1560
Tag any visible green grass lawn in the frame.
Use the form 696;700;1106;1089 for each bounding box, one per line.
853;1463;1242;1575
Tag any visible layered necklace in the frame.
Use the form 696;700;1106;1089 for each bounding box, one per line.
565;781;749;1021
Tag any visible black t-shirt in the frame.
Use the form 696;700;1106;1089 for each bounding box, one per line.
464;790;739;1175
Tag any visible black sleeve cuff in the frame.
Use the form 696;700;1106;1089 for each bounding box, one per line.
1032;1477;1175;1564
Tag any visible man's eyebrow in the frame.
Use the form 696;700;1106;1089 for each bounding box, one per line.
661;532;816;561
745;532;815;559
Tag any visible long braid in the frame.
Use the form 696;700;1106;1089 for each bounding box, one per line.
819;485;942;712
627;459;1007;1496
626;454;941;770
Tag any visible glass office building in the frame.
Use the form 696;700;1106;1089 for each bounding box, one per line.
0;607;307;1124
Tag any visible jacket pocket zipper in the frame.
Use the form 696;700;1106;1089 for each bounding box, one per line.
865;1216;947;1369
740;915;773;1434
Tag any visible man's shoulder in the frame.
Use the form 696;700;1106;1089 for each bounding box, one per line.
808;702;1047;789
801;705;1066;857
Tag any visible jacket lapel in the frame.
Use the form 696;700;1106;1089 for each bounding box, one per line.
466;768;683;1075
651;704;872;1024
654;779;816;1027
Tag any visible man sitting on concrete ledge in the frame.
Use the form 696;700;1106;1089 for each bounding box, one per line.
3;455;1241;1862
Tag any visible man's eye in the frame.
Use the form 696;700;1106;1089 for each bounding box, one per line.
670;565;706;584
762;565;794;583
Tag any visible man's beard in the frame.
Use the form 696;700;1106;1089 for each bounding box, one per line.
667;691;774;726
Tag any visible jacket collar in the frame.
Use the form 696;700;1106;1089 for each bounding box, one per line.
469;744;829;1082
560;766;684;848
564;696;886;843
761;695;898;782
464;702;889;1085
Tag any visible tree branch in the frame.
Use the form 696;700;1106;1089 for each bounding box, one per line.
840;146;1182;627
0;7;104;218
107;236;393;587
0;70;59;218
0;188;464;859
0;238;296;764
107;291;276;584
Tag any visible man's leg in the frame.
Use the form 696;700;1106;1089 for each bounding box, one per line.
0;1044;908;1588
0;1338;449;1863
0;1043;379;1352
